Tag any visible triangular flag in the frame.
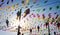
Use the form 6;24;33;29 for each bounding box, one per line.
56;5;59;9
2;12;4;15
49;7;52;10
43;8;46;11
48;13;51;19
42;14;45;19
0;8;2;10
0;3;4;7
50;22;53;25
11;5;15;9
55;14;59;19
26;0;29;4
1;0;4;2
34;0;37;4
37;14;40;21
7;0;10;4
21;1;24;6
52;17;55;22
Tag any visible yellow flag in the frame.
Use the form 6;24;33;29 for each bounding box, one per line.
11;5;15;9
2;12;4;15
26;0;29;4
47;18;50;22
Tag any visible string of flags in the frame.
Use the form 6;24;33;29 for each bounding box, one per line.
0;0;60;35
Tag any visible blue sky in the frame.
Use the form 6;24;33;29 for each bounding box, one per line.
0;0;60;35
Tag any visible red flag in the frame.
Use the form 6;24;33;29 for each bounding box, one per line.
42;14;45;19
48;13;51;18
0;3;4;7
50;22;53;25
55;14;59;19
34;0;37;4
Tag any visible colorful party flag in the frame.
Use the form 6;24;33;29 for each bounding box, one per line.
50;22;53;25
26;0;29;4
37;14;40;21
49;7;52;10
11;5;15;9
0;8;2;10
42;14;45;19
7;0;10;4
34;0;37;4
21;1;24;6
48;13;51;19
55;14;59;19
2;12;4;15
0;3;4;7
43;8;46;11
56;5;59;9
1;0;4;2
52;17;55;22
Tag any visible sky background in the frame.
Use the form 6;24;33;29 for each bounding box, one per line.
0;0;60;35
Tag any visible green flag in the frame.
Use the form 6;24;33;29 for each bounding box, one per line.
49;7;52;10
43;8;46;11
56;5;59;9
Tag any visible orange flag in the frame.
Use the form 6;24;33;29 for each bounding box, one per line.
37;14;40;21
21;1;24;6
